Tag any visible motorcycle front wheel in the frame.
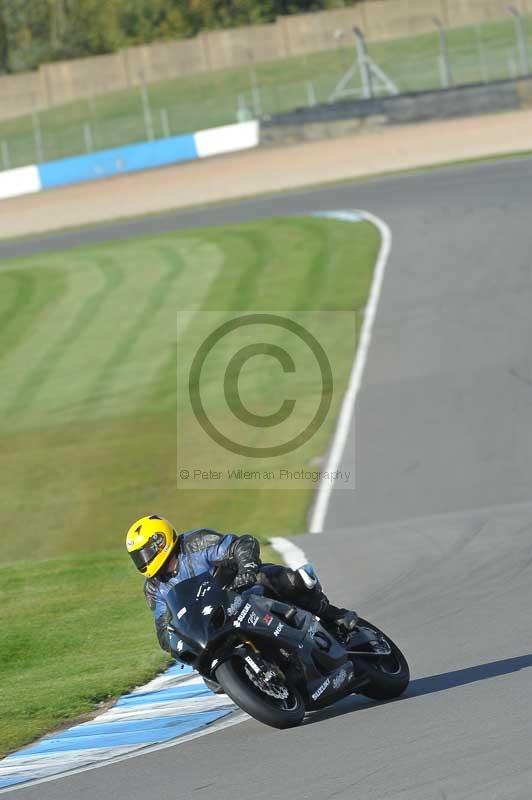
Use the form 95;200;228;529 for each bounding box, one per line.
215;656;305;729
352;617;410;701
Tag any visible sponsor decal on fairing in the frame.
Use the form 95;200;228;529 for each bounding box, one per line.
332;668;348;689
311;678;330;701
245;655;261;674
233;603;251;628
196;581;212;599
227;596;244;616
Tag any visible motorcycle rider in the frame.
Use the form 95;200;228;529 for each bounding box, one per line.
126;515;358;660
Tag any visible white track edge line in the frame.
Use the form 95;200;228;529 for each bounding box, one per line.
269;537;308;570
308;210;392;534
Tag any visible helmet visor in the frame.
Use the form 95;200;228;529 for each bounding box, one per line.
130;535;165;572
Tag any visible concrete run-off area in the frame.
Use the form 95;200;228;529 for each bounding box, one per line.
1;106;532;240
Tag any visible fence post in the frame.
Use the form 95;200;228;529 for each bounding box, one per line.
433;16;453;87
160;108;170;139
306;80;317;107
83;122;93;153
507;5;529;75
32;111;44;163
475;26;488;83
354;27;373;99
237;94;251;122
140;85;155;140
1;140;10;170
249;69;262;117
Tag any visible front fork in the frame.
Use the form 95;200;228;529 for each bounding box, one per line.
210;640;285;690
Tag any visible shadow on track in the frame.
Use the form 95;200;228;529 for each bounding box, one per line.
305;652;532;725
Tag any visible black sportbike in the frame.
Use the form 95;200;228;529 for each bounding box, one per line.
166;571;410;729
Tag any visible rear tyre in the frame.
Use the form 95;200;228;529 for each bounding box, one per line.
215;656;305;729
352;617;410;701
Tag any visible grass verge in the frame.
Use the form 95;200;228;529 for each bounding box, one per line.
0;215;380;755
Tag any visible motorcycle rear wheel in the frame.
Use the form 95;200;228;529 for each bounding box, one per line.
352;617;410;701
215;656;305;729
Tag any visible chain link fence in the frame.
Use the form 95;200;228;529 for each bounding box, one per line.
2;13;532;170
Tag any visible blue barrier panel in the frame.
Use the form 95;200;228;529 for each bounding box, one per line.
38;134;198;190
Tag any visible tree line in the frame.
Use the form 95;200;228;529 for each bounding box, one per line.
0;0;361;74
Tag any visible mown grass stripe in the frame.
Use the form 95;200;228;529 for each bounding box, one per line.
229;230;270;311
148;238;225;409
5;257;123;420
0;268;67;365
0;259;107;427
101;239;223;416
83;242;186;416
294;219;329;311
0;271;37;341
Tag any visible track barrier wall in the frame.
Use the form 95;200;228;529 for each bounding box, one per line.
0;120;259;200
261;76;532;144
2;74;532;202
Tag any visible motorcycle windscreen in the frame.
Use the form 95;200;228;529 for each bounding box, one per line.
165;572;227;650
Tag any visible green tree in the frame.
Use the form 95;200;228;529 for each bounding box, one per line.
0;0;51;73
0;0;364;73
0;7;9;73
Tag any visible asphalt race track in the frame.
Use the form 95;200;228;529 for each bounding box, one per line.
4;157;532;799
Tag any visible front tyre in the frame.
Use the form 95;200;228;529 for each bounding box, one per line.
353;617;410;701
215;657;305;729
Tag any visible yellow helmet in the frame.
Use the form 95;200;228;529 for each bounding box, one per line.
126;515;177;578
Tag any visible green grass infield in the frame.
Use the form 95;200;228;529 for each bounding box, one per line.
0;215;379;756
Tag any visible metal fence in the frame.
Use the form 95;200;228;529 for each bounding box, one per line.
2;10;532;170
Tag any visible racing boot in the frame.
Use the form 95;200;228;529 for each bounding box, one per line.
294;565;358;637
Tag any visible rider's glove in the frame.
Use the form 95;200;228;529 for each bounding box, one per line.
233;563;259;590
334;609;358;633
